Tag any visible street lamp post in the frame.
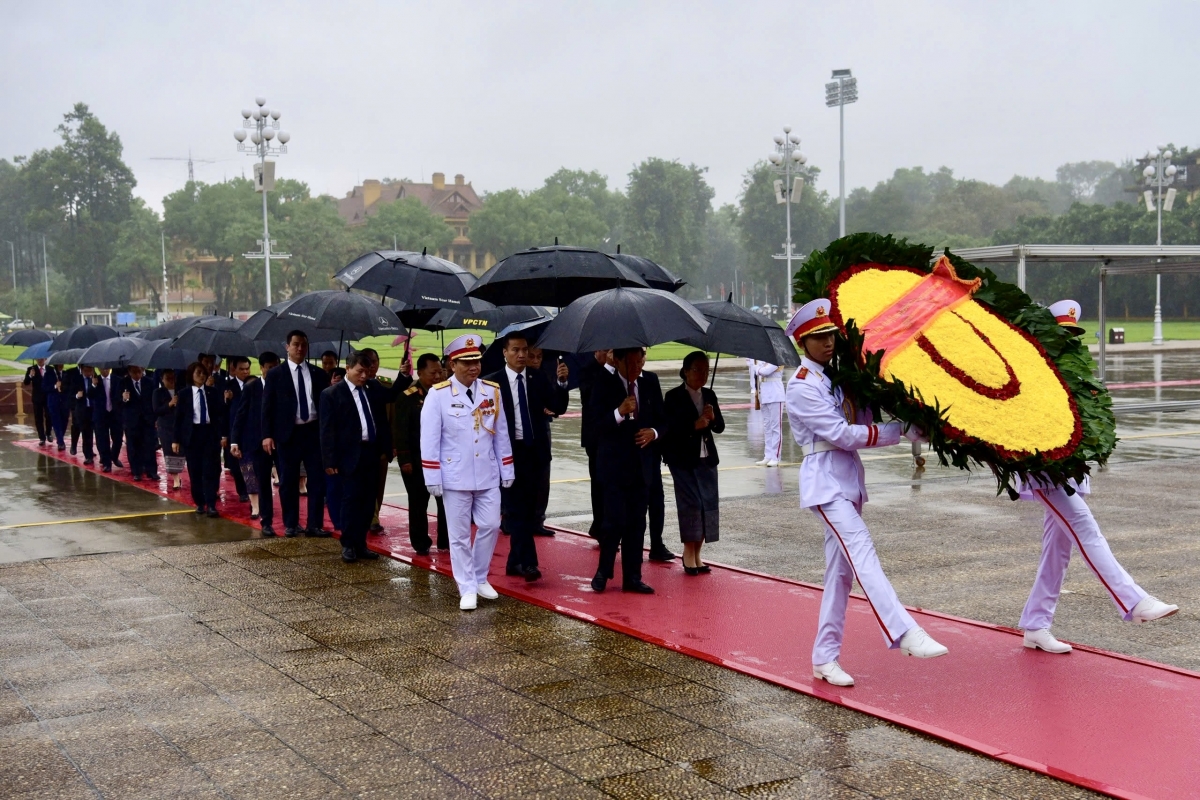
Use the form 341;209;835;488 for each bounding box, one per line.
825;69;858;237
1143;144;1178;346
4;240;14;291
234;96;291;306
768;127;807;317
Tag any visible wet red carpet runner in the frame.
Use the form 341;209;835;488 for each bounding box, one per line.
16;439;1200;800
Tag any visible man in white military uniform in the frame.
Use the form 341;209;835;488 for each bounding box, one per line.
785;298;947;688
752;359;785;466
421;334;515;611
1013;300;1178;654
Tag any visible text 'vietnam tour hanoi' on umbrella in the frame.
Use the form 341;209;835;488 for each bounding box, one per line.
535;287;708;353
465;244;649;308
335;250;476;311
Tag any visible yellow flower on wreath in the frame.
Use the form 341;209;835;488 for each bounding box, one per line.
832;262;1080;458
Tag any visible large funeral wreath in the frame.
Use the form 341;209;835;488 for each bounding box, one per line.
792;232;1116;495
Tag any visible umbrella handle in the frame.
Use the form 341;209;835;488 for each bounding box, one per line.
709;351;719;390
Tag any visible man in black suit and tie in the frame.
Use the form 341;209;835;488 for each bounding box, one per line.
23;359;49;446
119;366;159;481
173;362;225;517
578;350;613;540
588;347;662;595
261;331;330;538
637;368;677;564
320;351;391;563
88;367;122;472
232;352;280;535
484;333;569;582
221;356;251;503
66;365;96;465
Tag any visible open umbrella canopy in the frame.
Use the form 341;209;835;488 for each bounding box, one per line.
2;329;53;347
47;348;86;366
16;340;53;361
49;324;120;353
171;318;259;357
78;337;151;369
140;315;223;341
239;291;405;343
610;252;686;293
336;250;476;311
132;339;200;370
536;287;708;353
466;245;649;308
678;298;801;367
425;304;553;333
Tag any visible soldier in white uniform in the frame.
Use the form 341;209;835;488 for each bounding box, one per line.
421;334;515;611
1013;300;1178;654
785;299;948;688
747;358;759;405
753;359;785;466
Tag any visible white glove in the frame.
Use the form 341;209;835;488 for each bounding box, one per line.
501;478;514;489
902;424;928;444
426;484;443;497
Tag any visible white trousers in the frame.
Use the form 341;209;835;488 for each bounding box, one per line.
443;488;501;597
1019;487;1147;631
762;401;783;461
811;498;917;665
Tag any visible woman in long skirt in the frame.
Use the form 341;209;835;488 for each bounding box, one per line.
662;351;725;574
153;369;185;489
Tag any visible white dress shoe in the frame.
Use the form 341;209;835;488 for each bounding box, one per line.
1023;628;1072;654
477;583;499;601
813;661;854;686
459;593;477;611
765;460;780;467
1131;596;1179;623
754;458;770;466
899;627;949;658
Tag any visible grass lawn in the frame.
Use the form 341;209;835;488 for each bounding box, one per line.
0;344;29;376
1078;320;1200;344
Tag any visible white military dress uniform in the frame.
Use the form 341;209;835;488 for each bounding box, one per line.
753;360;785;465
421;335;515;607
784;299;945;682
1013;301;1175;652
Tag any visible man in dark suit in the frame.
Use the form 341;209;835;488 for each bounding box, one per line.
232;352;280;535
43;363;68;450
23;359;49;446
119;366;160;481
392;353;448;555
359;347;411;535
484;333;569;581
637;368;677;564
222;357;251;503
65;365;96;464
578;350;613;540
261;330;330;538
88;367;122;472
320;351;391;563
173;362;225;516
588;347;662;595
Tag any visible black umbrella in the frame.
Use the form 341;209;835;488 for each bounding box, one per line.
536;287;708;353
336;250;477;312
466;245;649;308
678;297;801;368
610;250;686;293
425;304;553;333
143;315;223;341
47;348;86;366
132;339;201;370
78;337;151;369
239;290;405;343
1;329;53;347
171;318;259;356
49;324;120;353
388;296;495;331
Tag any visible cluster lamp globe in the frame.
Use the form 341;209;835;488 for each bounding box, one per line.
1144;143;1182;345
234;96;291;306
767;126;808;317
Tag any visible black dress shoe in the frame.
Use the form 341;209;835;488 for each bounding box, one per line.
683;566;700;576
591;572;607;593
261;525;276;537
112;459;123;468
57;443;66;451
649;548;677;562
305;528;332;538
413;548;430;556
147;474;160;481
622;581;655;594
102;465;112;473
505;566;525;577
369;523;384;534
70;445;76;455
341;547;358;563
194;507;206;515
83;459;94;466
250;513;259;521
357;550;380;560
523;566;542;582
238;494;250;503
206;509;220;518
534;528;556;537
284;527;301;538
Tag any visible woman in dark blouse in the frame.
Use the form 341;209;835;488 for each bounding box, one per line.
662;351;725;574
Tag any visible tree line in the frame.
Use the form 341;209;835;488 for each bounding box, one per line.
2;103;1196;327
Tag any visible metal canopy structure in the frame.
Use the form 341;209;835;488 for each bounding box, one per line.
935;244;1200;380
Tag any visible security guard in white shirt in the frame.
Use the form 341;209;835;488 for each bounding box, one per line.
421;334;515;611
752;359;785;466
785;299;947;688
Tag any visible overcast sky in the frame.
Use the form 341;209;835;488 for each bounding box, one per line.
4;1;1198;214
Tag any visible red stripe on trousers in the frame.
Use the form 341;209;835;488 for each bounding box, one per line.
1035;489;1130;614
817;505;895;642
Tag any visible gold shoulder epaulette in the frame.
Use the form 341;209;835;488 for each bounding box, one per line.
433;380;451;390
403;385;420;396
480;379;500;389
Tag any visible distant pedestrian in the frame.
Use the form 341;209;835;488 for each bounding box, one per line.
88;367;122;473
173;362;223;517
752;358;784;466
67;365;96;465
153;369;185;490
232;353;280;536
120;366;160;481
23;359;49;446
43;363;68;450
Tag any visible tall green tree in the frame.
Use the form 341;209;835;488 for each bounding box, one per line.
360;197;455;254
110;199;168;310
163;178;261;312
623;158;714;285
275;186;363;300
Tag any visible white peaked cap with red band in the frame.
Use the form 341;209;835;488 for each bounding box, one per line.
785;298;840;341
1048;299;1085;334
444;333;484;361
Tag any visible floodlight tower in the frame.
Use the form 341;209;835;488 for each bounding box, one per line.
1143;144;1178;346
767;128;807;316
234;97;291;306
825;69;858;237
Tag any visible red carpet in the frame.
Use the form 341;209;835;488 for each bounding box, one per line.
16;439;1200;800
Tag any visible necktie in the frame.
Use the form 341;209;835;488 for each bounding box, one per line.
297;365;309;421
356;386;376;442
632;379;640;419
134;381;141;396
516;373;534;441
199;388;208;425
104;378;111;411
466;386;474;403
